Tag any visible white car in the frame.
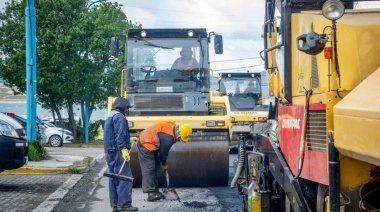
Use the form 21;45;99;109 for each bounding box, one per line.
5;113;47;145
41;122;74;147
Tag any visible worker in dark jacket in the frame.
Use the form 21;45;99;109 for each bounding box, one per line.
103;97;138;211
137;121;192;201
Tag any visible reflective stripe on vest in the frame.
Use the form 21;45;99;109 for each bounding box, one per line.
178;58;193;70
140;121;176;151
142;125;160;150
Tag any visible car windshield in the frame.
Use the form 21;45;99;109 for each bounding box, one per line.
125;38;210;93
220;77;261;96
43;122;56;127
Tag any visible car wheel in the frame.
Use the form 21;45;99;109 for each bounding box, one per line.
49;135;63;147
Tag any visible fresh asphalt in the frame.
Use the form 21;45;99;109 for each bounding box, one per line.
1;146;243;212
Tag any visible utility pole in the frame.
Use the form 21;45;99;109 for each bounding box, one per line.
26;0;37;142
84;0;107;143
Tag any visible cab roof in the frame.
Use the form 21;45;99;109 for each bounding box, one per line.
128;28;207;39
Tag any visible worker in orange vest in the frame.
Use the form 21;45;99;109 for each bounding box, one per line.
137;121;192;202
171;46;199;71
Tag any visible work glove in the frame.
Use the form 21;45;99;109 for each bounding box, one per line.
130;137;139;145
121;148;130;162
161;164;168;172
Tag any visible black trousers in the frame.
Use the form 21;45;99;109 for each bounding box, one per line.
137;142;160;193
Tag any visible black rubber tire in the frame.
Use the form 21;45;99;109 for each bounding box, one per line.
299;178;318;212
49;135;63;147
316;184;329;212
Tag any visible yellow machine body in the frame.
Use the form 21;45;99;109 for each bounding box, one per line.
107;28;231;187
260;3;380;211
217;72;270;145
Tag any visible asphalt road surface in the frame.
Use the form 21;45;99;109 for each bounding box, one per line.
0;154;243;212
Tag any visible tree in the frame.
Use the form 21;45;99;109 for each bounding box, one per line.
0;0;141;140
78;3;141;134
0;0;26;94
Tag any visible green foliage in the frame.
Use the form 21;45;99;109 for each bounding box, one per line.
70;119;102;141
0;1;141;139
89;120;102;140
83;156;93;165
66;156;93;173
28;140;50;161
66;167;81;174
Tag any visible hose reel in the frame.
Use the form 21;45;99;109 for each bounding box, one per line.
296;32;328;55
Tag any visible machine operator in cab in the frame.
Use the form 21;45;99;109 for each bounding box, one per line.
171;46;199;71
136;121;192;202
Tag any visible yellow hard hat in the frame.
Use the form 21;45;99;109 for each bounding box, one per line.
178;124;192;142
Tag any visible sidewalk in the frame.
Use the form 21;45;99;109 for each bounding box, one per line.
2;146;104;174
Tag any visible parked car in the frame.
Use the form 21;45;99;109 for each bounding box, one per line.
2;113;47;145
41;114;80;123
0;113;28;172
41;122;74;147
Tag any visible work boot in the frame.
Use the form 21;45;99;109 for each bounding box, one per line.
154;191;165;199
117;206;138;211
147;192;163;202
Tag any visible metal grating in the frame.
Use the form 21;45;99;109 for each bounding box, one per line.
311;55;319;88
209;105;226;115
306;110;326;152
134;95;183;110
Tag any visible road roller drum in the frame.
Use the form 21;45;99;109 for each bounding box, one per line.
130;140;229;187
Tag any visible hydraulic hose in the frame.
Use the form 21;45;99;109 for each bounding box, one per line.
359;187;380;211
231;139;246;188
294;89;312;179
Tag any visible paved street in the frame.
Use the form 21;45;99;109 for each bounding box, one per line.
52;155;242;212
0;147;243;212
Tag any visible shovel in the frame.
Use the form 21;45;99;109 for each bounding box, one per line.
162;170;181;202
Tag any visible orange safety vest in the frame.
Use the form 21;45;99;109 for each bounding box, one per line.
139;121;176;151
178;58;194;70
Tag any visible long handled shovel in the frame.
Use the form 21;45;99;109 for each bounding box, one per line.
103;144;134;182
162;170;181;202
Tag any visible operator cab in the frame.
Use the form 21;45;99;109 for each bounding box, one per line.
220;74;261;100
219;72;266;111
124;29;220;94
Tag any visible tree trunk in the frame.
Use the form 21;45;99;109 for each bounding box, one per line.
81;100;85;132
67;103;77;139
51;109;57;126
53;106;64;129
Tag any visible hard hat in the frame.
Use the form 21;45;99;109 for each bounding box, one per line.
113;97;133;110
180;46;193;57
178;124;192;142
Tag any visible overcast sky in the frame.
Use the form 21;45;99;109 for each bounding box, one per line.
113;0;266;73
0;1;266;73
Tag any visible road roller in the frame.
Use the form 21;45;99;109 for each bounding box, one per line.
108;28;230;187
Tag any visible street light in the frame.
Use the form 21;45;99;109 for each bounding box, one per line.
84;0;107;143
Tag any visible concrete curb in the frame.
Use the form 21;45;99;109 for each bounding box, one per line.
1;154;104;175
59;144;104;148
2;167;66;174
